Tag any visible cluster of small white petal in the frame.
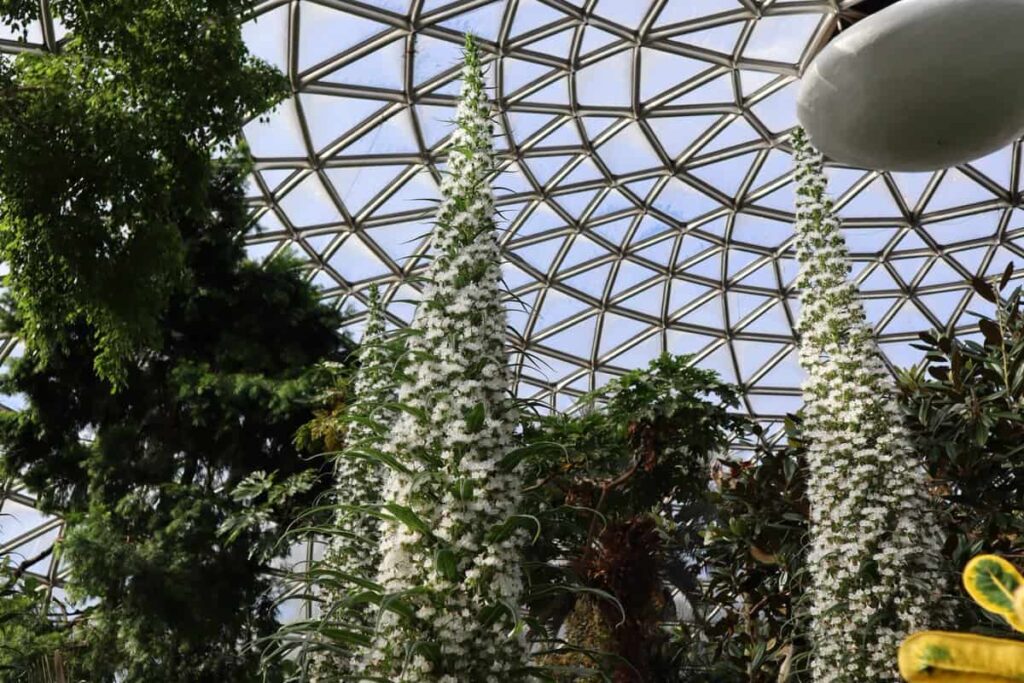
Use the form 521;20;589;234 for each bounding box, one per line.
359;37;530;682
792;129;947;682
312;285;393;678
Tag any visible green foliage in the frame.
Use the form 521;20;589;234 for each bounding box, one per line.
675;421;810;682
0;0;287;384
0;161;346;682
0;565;74;681
522;354;745;681
899;270;1024;632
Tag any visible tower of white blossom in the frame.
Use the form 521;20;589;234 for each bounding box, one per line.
792;128;947;682
361;34;529;682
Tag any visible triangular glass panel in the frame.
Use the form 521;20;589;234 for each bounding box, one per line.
597;123;660;175
890;170;936;210
414;104;458;148
377;168;442;215
740;69;779;97
733;339;785;380
640;48;709;101
576;49;633;107
502;58;558;95
327;236;391;282
512;237;563;275
668;74;735;106
699;115;761;155
521;28;575;56
620;281;666;317
598;313;651;356
554;189;601;219
542;315;598;352
727;291;770;322
675;21;744;55
590;216;633;246
668;279;713;314
754;349;804;388
340;107;420;156
743;13;822;63
666;328;716;356
525;155;573;185
657;0;740;25
412;35;464;86
731;213;791;249
298;4;388;72
325;165;407;215
838;176;902;218
610;334;664;368
511;0;569;38
536;288;590;330
966;144;1014;190
612;261;660;296
515;202;564;237
279;174;343;227
694;344;738;383
559;235;610;270
521;75;570;105
740;301;791;336
244;99;307;158
678;294;725;328
882;300;933;335
579;25;621;55
926;169;998;213
690;152;757;198
321;38;405;89
562;263;614;298
749;80;799;133
651;178;724;222
438;1;508;41
243;5;290;72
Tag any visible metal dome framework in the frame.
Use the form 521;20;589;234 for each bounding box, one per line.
4;0;1024;597
241;0;1024;428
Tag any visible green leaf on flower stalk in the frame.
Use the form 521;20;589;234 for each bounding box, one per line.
465;402;486;433
452;477;475;501
384;503;432;536
434;548;459;581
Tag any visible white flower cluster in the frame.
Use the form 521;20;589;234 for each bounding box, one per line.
313;284;393;678
792;128;948;682
359;35;530;682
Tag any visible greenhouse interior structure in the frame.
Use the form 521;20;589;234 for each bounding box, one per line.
4;0;1024;681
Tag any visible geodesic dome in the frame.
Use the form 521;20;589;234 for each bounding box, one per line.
3;0;1023;591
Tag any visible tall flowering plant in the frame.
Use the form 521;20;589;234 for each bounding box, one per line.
792;128;948;682
360;35;531;681
308;284;395;679
326;284;391;586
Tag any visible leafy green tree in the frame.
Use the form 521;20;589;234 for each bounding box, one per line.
899;270;1024;632
0;0;286;383
675;421;810;682
0;160;345;682
523;354;745;682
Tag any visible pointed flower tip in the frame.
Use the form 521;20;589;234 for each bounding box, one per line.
464;33;479;60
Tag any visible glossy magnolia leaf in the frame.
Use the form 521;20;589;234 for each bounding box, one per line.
1001;261;1015;291
979;318;1003;346
973;276;999;303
